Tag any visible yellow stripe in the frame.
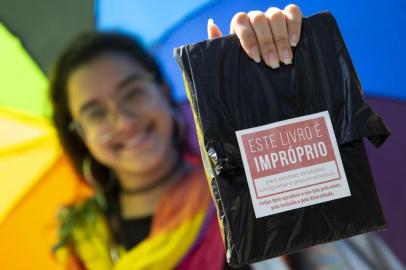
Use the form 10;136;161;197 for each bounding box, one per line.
68;207;207;270
114;208;206;270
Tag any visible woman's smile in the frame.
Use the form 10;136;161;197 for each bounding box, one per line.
116;122;155;155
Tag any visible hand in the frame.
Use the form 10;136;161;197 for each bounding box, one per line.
207;4;303;69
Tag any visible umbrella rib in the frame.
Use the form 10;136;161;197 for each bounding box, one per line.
0;134;59;156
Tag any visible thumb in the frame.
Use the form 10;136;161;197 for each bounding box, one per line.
207;18;223;39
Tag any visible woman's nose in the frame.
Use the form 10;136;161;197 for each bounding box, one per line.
113;109;137;133
98;106;140;144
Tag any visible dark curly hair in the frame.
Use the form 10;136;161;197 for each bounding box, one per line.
50;32;186;192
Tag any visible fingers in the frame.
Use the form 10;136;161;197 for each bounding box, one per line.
230;12;261;63
266;7;292;65
248;11;280;68
207;18;223;39
283;4;303;47
230;5;303;68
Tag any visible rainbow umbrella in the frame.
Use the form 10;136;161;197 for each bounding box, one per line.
0;0;405;267
0;21;92;269
0;107;93;269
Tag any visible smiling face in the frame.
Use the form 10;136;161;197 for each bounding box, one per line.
67;53;175;175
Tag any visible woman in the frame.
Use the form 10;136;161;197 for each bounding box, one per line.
50;5;303;269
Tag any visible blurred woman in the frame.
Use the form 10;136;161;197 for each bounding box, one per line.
50;5;303;269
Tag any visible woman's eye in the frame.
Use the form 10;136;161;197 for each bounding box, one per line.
120;88;149;108
85;107;108;123
124;88;143;101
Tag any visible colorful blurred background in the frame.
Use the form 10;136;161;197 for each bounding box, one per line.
0;0;405;269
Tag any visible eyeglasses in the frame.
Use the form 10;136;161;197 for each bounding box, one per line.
69;74;157;143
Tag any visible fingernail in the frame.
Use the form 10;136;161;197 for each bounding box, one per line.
208;18;214;25
251;47;261;63
283;49;292;65
268;53;280;69
290;34;298;47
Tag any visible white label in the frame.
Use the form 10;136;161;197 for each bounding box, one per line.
236;111;351;218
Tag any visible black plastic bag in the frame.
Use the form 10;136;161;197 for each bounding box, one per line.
174;12;390;267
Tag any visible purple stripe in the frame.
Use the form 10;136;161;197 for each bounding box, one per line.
364;97;406;266
176;203;216;267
